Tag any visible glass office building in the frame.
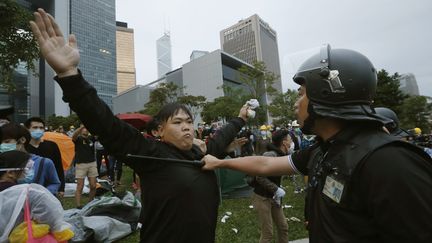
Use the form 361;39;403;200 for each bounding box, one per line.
70;0;117;109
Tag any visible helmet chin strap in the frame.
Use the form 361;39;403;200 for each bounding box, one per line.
301;103;317;135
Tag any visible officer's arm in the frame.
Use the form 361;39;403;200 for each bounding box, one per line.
202;154;298;176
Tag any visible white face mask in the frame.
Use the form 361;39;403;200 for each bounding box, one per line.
288;142;295;154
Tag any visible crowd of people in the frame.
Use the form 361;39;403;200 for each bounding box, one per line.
0;7;431;243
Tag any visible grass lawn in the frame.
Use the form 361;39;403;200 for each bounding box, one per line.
60;167;308;242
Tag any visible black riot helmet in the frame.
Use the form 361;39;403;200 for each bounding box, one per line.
374;107;410;137
292;44;389;133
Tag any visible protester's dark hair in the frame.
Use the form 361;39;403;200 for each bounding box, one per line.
155;103;193;123
146;118;159;136
272;130;290;147
0;123;31;146
0;150;30;177
24;117;45;128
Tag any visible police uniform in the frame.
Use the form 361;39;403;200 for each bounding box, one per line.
290;45;432;243
292;124;432;242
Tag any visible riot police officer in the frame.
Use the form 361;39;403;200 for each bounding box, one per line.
203;45;432;243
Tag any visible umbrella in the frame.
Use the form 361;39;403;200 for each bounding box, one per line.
116;113;152;130
42;132;75;170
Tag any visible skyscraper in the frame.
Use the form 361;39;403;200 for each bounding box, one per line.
6;0;117;123
70;0;117;109
220;14;282;122
116;21;136;94
398;73;420;96
157;32;172;78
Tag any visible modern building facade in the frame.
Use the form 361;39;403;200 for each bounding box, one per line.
399;73;420;96
7;0;71;123
5;0;117;123
113;50;253;124
70;0;117;109
156;32;172;78
220;14;283;120
116;21;136;94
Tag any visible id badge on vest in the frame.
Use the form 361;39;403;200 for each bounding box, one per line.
322;175;345;203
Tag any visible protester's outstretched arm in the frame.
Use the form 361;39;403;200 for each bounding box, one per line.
29;8;157;168
206;105;248;158
30;8;79;77
202;154;297;176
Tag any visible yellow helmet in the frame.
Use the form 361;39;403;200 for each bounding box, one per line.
413;127;422;135
260;125;267;130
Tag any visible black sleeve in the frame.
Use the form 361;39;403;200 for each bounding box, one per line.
55;72;159;173
255;176;278;194
358;144;432;242
206;118;245;159
49;141;65;192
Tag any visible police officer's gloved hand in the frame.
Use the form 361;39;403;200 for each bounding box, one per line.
273;187;286;206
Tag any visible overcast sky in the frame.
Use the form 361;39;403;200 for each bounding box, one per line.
116;0;432;97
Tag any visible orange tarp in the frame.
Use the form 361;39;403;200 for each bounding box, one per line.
42;132;75;170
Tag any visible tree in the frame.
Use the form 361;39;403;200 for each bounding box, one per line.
177;95;206;121
399;95;432;133
201;85;245;123
237;61;279;122
374;69;408;114
46;113;80;131
142;82;183;115
268;89;298;126
0;0;39;91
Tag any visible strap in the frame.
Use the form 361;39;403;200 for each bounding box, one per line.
34;158;45;184
25;187;34;239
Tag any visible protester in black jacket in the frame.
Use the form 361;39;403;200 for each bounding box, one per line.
30;9;249;242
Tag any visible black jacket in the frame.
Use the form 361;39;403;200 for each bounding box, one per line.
293;124;432;243
55;72;245;243
252;143;286;198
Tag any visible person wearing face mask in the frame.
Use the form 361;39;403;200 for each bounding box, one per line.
255;125;271;155
24;117;65;197
0;123;60;195
248;129;292;243
0;150;74;243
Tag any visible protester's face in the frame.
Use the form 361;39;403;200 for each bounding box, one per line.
294;85;309;128
159;110;194;150
29;121;44;135
81;128;89;137
0;138;25;152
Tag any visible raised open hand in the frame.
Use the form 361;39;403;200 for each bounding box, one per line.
30;8;79;77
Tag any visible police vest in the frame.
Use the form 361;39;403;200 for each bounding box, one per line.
305;127;429;243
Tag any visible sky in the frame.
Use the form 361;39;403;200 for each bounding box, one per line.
116;0;432;97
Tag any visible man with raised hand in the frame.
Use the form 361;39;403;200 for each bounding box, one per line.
30;9;249;242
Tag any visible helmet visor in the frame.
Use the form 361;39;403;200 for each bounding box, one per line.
284;44;345;93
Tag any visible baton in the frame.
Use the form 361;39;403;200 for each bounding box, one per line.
126;154;205;167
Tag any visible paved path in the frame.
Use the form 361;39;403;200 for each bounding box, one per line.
290;238;309;243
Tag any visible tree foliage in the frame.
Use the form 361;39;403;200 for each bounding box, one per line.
142;82;183;116
268;89;298;126
201;86;245;123
236;61;279;123
374;69;408;114
46;113;80;131
177;95;206;121
0;0;39;92
399;95;432;133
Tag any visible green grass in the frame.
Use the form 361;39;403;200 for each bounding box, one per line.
61;167;308;242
